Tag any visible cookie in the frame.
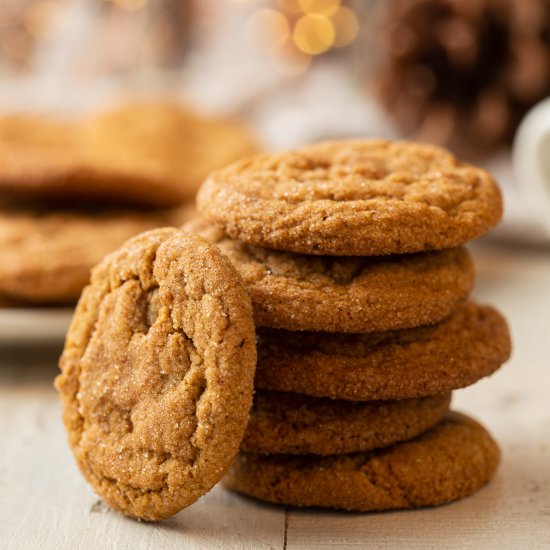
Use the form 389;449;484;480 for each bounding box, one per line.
55;228;257;520
197;139;502;256
224;412;500;511
0;205;193;303
80;101;258;202
242;391;451;455
255;302;511;399
0;113;155;206
183;219;474;333
0;103;257;207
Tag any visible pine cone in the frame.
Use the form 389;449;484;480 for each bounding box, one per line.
377;0;550;159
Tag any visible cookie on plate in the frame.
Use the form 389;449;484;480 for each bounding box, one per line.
242;391;451;455
0;103;258;207
0;113;168;207
0;205;193;304
197;140;502;256
55;228;257;520
184;219;474;333
80;101;259;203
255;302;511;399
225;412;500;511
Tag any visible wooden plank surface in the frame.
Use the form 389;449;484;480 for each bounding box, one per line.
1;241;549;549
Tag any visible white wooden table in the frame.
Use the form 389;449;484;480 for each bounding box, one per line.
1;241;549;550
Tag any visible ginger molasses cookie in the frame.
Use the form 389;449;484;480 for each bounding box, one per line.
79;101;258;202
0;103;257;207
0;113;172;207
255;302;511;399
197;140;502;256
242;391;450;455
55;228;257;520
0;206;192;304
183;220;474;332
225;412;500;511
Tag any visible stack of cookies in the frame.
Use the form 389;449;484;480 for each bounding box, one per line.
191;140;512;512
0;101;257;306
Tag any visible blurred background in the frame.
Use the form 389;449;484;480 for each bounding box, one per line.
1;0;550;342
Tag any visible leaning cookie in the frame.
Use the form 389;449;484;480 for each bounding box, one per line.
197;140;502;256
242;391;451;455
183;219;474;333
0;205;193;304
55;228;257;520
224;412;500;511
255;302;511;400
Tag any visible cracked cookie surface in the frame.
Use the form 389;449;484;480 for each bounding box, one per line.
255;302;511;399
184;219;474;332
197;140;502;256
55;228;257;520
242;391;450;455
224;412;500;511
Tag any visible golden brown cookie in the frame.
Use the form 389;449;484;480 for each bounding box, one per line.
242;391;451;455
0;205;193;304
55;228;257;520
183;219;474;332
255;302;511;399
224;412;500;511
0;103;258;207
80;101;258;202
197;140;502;256
0;113;164;207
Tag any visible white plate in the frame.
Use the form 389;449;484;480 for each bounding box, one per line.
0;307;74;344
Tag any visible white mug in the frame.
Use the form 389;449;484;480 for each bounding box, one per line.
513;98;550;238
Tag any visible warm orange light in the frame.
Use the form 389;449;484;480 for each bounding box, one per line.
332;6;359;48
245;9;291;52
293;14;335;55
298;0;341;16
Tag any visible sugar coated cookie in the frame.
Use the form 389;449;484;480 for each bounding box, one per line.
197;140;502;256
224;412;500;511
0;103;257;207
255;302;511;399
184;219;474;333
0;206;191;303
242;391;451;455
55;228;257;520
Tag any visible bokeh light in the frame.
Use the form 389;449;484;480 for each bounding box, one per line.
276;0;304;14
240;0;360;75
332;6;358;48
293;14;335;55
